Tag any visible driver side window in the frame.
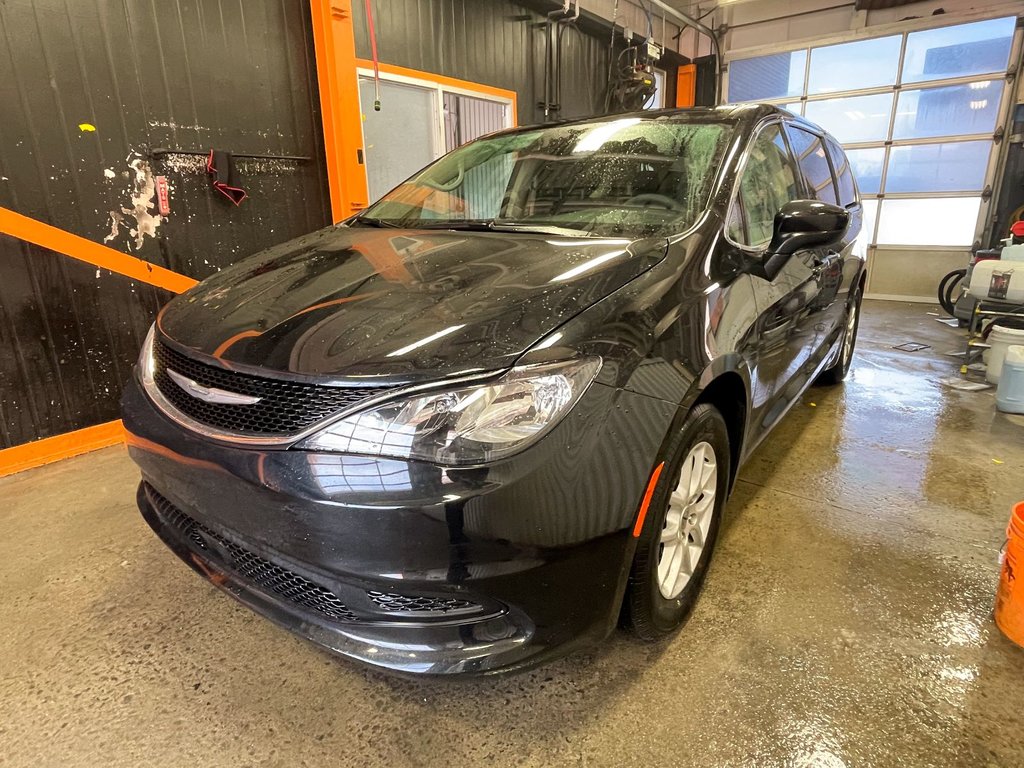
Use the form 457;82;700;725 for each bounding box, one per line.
727;124;799;248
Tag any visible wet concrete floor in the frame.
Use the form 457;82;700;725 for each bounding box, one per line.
1;300;1023;767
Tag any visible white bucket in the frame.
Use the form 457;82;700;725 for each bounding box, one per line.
986;324;1024;384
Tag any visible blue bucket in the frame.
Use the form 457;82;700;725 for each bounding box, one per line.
996;344;1024;415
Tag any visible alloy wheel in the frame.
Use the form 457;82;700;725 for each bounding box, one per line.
657;441;718;600
842;298;859;368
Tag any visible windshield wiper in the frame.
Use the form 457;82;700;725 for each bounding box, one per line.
412;220;507;232
352;217;402;229
414;220;594;237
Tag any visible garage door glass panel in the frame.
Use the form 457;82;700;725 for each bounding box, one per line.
787;127;839;205
808;35;901;94
728;51;807;102
885;141;990;193
804;93;893;144
855;198;878;257
875;197;981;246
727;15;1011;262
892;82;1002;140
844;147;884;196
902;17;1016;84
360;79;438;202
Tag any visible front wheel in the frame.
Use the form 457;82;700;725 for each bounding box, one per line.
624;403;731;640
817;286;863;385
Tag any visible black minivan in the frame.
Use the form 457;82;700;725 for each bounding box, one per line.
123;105;864;675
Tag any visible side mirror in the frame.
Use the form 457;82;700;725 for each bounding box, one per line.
769;199;849;257
743;200;849;281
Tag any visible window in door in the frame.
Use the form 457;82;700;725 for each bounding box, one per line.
787;127;839;205
728;124;800;248
360;69;515;204
824;136;857;207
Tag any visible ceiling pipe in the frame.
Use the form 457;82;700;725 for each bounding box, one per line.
641;0;723;104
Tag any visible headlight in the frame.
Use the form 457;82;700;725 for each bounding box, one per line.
298;357;602;465
139;323;156;384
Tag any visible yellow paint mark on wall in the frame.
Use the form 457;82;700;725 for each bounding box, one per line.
78;123;96;132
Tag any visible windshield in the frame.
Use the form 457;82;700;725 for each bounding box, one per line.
358;117;731;238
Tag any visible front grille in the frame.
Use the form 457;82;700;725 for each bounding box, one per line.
152;340;382;437
147;487;358;623
366;590;479;616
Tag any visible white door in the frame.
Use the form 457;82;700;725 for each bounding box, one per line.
358;77;439;202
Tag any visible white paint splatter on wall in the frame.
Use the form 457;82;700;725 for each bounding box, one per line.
103;155;163;250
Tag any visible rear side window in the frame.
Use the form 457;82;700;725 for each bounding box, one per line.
727;124;800;247
786;126;839;205
824;136;858;207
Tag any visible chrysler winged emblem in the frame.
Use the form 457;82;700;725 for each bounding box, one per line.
166;369;262;405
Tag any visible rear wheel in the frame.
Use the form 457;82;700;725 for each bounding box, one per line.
818;285;863;385
624;403;731;640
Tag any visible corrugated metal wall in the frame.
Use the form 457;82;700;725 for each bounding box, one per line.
0;0;330;449
444;93;508;150
353;0;615;125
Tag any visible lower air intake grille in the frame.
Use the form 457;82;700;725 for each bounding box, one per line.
366;590;478;616
147;487;358;623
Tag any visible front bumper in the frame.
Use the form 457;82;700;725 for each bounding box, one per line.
122;371;674;675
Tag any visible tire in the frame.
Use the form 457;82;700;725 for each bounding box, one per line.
817;284;863;386
938;268;966;317
624;403;731;641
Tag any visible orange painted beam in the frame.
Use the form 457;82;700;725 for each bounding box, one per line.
0;420;125;479
0;206;197;294
356;59;518;123
311;0;370;222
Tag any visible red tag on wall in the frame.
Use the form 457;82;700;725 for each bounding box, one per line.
155;176;170;216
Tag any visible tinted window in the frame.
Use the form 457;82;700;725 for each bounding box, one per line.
787;127;839;205
728;124;800;247
824;136;857;207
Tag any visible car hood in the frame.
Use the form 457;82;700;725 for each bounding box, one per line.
157;225;667;383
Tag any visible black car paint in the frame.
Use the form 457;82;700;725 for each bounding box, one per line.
123;105;865;675
159;228;668;384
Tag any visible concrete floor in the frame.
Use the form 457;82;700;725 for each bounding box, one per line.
2;300;1023;767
